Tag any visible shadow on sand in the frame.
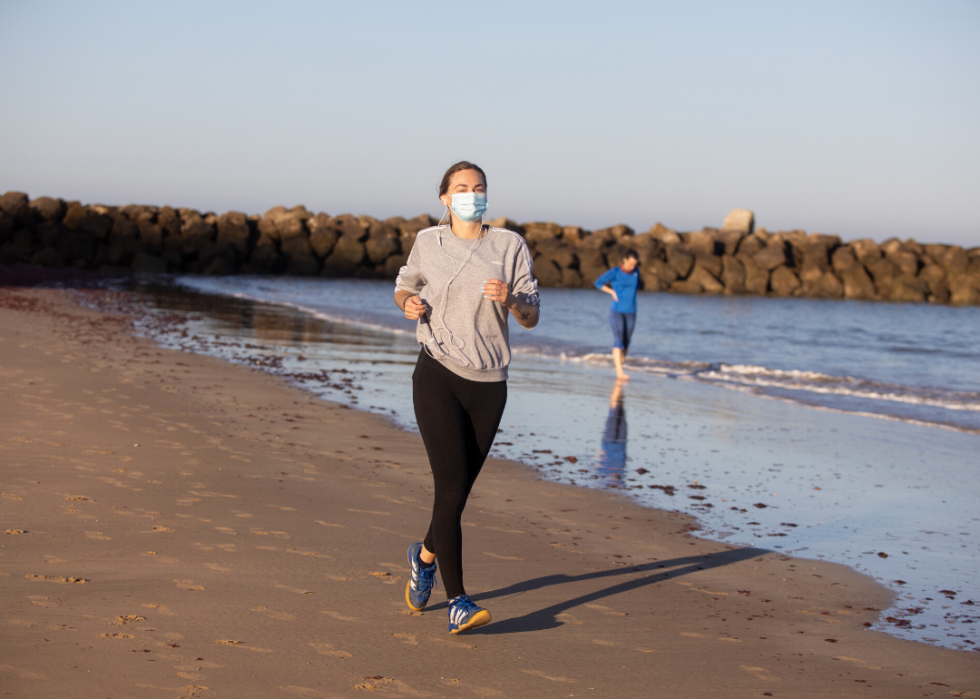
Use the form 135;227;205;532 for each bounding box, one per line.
429;546;769;635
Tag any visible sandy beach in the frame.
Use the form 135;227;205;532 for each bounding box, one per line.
1;284;978;699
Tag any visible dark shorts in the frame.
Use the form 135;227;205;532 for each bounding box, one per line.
610;310;636;352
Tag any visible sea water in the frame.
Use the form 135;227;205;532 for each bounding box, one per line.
120;275;979;651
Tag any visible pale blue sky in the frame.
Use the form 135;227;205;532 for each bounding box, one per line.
1;1;977;245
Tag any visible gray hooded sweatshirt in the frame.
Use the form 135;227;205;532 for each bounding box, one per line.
395;224;539;382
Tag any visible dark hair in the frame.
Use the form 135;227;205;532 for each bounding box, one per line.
624;248;639;261
439;161;487;196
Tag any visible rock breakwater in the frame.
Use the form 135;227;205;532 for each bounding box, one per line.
2;192;978;305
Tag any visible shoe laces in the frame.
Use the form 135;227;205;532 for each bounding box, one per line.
415;559;437;591
450;594;477;613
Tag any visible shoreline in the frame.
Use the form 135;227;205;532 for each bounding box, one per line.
1;285;978;697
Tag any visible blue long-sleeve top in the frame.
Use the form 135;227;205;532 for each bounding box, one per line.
595;266;639;314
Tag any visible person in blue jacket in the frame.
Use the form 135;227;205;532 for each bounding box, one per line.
594;249;640;380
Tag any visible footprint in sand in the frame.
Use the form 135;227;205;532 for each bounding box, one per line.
592;639;655;653
44;556;67;564
834;656;883;670
354;677;419;693
250;606;296;621
391;633;417;645
28;596;55;608
5;529;27;535
0;664;46;680
522;670;577;684
680;632;742;643
216;639;272;652
204;563;231;572
274;583;313;595
308;643;352;658
25;574;88;584
740;665;779;682
556;612;584;626
279;687;336;698
321;610;358;622
173;580;205;591
86;531;111;540
140;603;175;616
585;603;627;617
112;615;146;625
482;552;524;561
99;632;135;639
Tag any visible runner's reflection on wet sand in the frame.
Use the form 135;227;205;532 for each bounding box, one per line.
594;380;627;486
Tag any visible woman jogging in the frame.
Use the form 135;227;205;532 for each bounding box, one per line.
595;250;640;380
394;161;540;633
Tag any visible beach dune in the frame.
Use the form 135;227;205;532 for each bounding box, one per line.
1;286;977;698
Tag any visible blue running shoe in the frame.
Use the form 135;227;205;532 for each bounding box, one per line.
448;594;491;634
405;542;437;611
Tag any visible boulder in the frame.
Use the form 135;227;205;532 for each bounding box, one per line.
279;236;318;275
880;238;903;256
217;211;252;255
948;273;980;305
738;255;770;296
365;235;399;265
918;264;948;302
0;210;13;241
110;215;139;240
665;245;694;278
885;249;919;276
332;214;368;241
560;267;584;288
523;222;562;245
838;264;876;300
57;231;96;262
108;237;147;267
400;213;436;236
769;266;801;296
736;232;767;257
138;222;164;253
249;234;283;272
162;249;184;270
289;205;313;222
940;246;969;274
535;238;576;269
257;217;280;241
31;248;67;268
309;216;339;258
722;209;754;234
131;252;168;274
561;226;585;246
753;240;788;272
693;253;723;278
803;234;841;268
533;258;562;287
384;254;409;280
29;196;65;221
902;238;924;256
0;191;30;223
0;242;31;265
688;262;724;294
36;221;68;248
720;255;746;294
850;238;882;266
669;279;703;294
640;263;673;292
865;257;900;295
647;223;681;245
887;275;927;303
629;233;664;264
717;229;745;255
180;215;216;256
831;245;858;272
157;207;181;238
798;260;826;295
923;243;948;260
810;271;844;299
323;237;365;274
683;229;721;257
63;207;113;239
195;242;239;275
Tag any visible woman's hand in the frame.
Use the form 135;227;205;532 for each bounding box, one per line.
601;285;619;302
395;290;428;320
403;295;427;320
481;278;513;306
483;278;539;329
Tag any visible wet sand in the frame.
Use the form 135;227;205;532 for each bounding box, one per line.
1;285;977;699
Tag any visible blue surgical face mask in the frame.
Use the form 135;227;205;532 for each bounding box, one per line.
449;192;487;222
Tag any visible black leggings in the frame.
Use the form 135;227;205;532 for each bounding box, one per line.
413;349;507;599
